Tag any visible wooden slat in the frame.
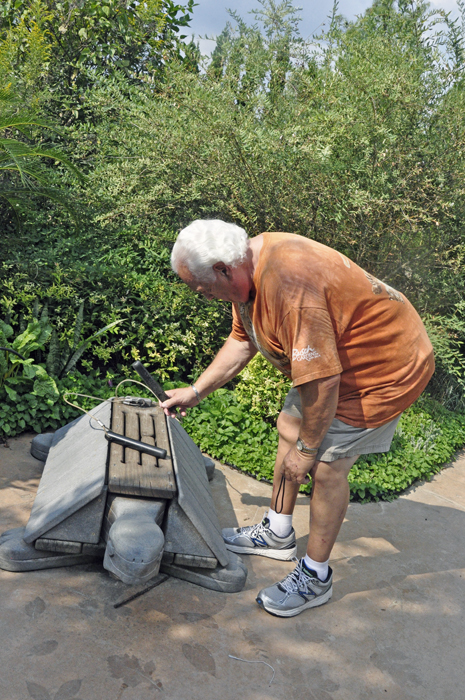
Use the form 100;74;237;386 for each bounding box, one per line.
35;538;82;554
124;409;142;467
109;401;124;467
153;407;173;475
139;412;155;441
139;412;157;471
108;403;176;498
174;553;218;569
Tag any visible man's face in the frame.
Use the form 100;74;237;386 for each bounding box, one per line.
178;263;250;303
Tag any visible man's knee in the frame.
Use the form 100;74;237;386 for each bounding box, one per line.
310;455;358;487
276;411;301;445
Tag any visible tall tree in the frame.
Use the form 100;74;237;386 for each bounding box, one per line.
0;0;199;119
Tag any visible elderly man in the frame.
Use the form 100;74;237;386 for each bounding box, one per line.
162;219;434;617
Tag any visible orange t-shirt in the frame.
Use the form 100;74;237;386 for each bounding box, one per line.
230;232;434;428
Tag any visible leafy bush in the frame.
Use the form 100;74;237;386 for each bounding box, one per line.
0;316;59;404
0;369;117;438
183;388;279;481
0;245;232;382
62;0;465;313
235;353;291;421
348;397;465;501
183;390;465;502
423;307;465;412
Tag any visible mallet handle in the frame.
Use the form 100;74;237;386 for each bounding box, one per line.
131;361;170;403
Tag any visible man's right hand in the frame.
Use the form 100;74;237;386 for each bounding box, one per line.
161;387;200;417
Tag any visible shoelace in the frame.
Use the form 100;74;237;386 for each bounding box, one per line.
280;560;316;595
238;520;268;537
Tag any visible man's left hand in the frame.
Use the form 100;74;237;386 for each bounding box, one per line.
281;446;317;484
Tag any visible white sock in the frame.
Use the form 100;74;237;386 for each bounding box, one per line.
267;508;293;538
303;554;329;581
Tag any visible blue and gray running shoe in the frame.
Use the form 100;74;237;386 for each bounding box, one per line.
222;516;296;560
256;558;333;617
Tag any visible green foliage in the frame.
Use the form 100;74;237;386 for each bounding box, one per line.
182;388;279;481
69;0;464;311
46;301;124;378
347;397;465;501
0;369;116;439
235;353;291;421
0;106;84;227
0;0;53;98
0;0;198;105
182;390;465;502
0;239;231;381
0;316;59;405
0;302;124;441
423;306;465;411
0;8;84;230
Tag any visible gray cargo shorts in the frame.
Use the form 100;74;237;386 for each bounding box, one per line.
282;387;401;463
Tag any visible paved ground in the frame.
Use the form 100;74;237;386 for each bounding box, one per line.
1;433;465;700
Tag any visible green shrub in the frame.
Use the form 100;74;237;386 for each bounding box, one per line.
235;353;291;421
348;397;465;501
183;390;465;502
423;307;465;412
183;387;279;481
0;369;116;438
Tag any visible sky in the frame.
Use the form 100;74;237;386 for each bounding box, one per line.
187;0;461;54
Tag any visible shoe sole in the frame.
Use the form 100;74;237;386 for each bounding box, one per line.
224;543;297;561
256;587;333;617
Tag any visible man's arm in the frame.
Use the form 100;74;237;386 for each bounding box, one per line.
161;336;257;416
281;373;341;484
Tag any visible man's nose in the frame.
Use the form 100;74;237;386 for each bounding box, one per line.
197;285;212;299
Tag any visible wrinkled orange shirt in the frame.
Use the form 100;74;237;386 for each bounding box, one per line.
230;233;434;428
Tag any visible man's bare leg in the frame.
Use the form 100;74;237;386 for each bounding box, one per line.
270;411;301;514
306;455;359;563
270;411;359;562
255;432;359;615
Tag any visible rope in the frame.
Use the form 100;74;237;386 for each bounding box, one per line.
114;378;159;400
274;473;286;514
61;392;114;432
62;377;167;431
228;655;275;686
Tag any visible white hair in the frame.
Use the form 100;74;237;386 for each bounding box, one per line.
171;219;249;282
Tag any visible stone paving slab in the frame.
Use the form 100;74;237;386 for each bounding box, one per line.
0;434;465;699
167;417;229;567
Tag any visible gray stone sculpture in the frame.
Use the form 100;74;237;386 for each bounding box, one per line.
0;400;247;593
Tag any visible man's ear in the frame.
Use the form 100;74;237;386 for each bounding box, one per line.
213;262;230;277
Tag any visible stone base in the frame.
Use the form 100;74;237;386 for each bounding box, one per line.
30;433;54;462
0;527;101;572
160;550;247;593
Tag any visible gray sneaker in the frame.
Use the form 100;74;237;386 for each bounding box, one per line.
222;516;297;561
256;558;333;617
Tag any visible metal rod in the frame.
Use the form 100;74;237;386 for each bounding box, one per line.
105;430;167;460
113;573;169;608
